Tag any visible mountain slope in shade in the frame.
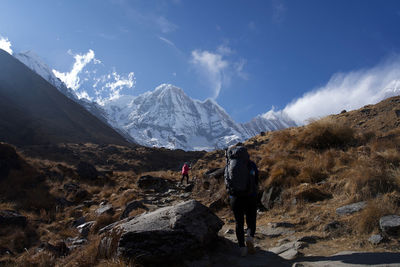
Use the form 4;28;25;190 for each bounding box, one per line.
14;51;136;143
0;49;129;146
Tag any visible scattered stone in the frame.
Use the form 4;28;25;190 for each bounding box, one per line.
280;248;301;260
260;186;281;210
380;215;400;236
76;161;98;180
96;204;114;216
259;226;295;238
368;234;384;245
71;239;87;246
77;221;95;238
100;200;223;265
336;201;367;216
120;200;148;219
0;210;27;227
269;242;295;254
269;241;304;260
181;192;191;198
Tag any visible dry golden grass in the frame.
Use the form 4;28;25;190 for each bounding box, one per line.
91;214;118;234
295;118;357;150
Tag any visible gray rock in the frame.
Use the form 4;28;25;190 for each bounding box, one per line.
368;234;383;245
101;200;223;265
120;200;148;219
259;226;295;238
0;210;27;227
380;215;400;236
71;239;87;246
269;242;295;254
280;248;300;260
336;201;367;216
96;203;114;216
77;221;95;238
260;186;281;210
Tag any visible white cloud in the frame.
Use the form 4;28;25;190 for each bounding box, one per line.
191;49;228;99
191;45;248;99
159;36;175;47
0;36;13;55
284;56;400;125
53;49;97;90
53;49;135;104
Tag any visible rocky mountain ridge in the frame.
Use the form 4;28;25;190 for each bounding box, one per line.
14;51;296;150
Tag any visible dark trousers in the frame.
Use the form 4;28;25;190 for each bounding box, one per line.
181;173;189;184
230;196;257;247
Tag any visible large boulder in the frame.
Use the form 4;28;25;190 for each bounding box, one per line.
100;200;223;265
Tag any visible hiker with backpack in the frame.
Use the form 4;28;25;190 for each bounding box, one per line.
224;145;259;257
180;162;191;185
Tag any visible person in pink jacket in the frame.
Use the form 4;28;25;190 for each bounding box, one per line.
181;162;190;184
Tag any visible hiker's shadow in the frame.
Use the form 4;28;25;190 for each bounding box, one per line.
207;237;292;267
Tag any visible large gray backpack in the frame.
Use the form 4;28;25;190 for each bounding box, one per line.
224;146;252;196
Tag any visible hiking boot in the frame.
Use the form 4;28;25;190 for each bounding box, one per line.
246;236;256;254
240;246;247;257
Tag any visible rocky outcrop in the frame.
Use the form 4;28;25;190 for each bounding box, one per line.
100;200;223;265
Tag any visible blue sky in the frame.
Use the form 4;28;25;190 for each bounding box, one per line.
1;0;400;123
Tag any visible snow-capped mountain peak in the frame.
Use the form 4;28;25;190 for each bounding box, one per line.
15;49;296;151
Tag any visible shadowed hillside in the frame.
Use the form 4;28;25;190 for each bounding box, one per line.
0;49;128;146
